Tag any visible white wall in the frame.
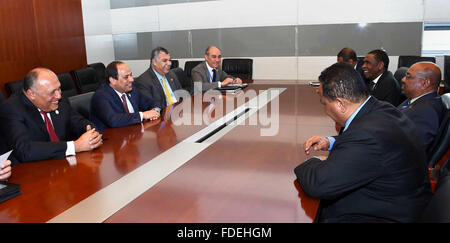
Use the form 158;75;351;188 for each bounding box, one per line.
82;0;450;81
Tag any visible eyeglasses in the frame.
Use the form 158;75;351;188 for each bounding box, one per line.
404;73;425;80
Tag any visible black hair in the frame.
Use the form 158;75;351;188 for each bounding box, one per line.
319;62;369;103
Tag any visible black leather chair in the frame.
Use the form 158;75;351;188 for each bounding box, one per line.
394;67;408;102
0;91;5;103
172;67;192;95
222;58;253;81
71;67;100;93
427;93;450;167
4;80;24;96
68;91;95;120
171;59;179;69
184;61;203;80
87;62;107;84
397;56;436;69
444;55;450;93
420;158;450;223
56;72;78;98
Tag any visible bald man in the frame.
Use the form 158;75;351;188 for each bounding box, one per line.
398;62;445;152
191;46;242;93
0;68;103;163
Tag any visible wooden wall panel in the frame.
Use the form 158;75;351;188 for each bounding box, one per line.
0;0;87;97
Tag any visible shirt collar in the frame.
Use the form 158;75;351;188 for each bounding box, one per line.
410;91;436;104
372;73;382;84
343;96;371;132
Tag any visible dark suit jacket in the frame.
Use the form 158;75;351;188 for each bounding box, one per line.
294;97;431;223
134;67;182;109
398;92;445;152
90;83;158;131
0;93;92;163
191;62;232;92
371;71;402;106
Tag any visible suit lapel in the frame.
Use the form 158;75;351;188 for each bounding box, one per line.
150;68;167;105
21;94;48;137
105;84;130;113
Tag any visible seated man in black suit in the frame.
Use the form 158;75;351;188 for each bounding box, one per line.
0;67;103;163
134;47;182;109
90;61;160;131
294;62;431;223
362;49;402;106
191;45;242;93
398;62;445;152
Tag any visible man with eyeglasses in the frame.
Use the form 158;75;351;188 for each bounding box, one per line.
0;67;103;163
398;62;445;151
191;46;242;93
90;61;160;131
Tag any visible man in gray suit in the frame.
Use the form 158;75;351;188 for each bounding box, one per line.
134;47;182;109
191;46;242;93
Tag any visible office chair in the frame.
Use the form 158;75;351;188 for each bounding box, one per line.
444;56;450;93
56;72;78;98
420;157;450;223
222;58;253;82
184;61;203;79
68;91;95;120
71;67;100;93
171;59;179;69
0;90;5;103
397;56;436;69
171;67;193;95
427;93;450;167
4;80;24;96
88;62;107;84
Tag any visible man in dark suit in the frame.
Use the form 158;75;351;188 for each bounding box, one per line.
191;46;242;93
0;68;103;163
294;62;431;223
90;61;160;131
362;49;403;106
337;47;365;81
134;47;182;109
398;62;445;152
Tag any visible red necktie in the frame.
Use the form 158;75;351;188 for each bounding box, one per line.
121;94;130;113
40;111;59;142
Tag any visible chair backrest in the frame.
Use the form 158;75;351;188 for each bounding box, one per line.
71;67;100;93
87;62;107;84
0;90;5;103
68;91;95;120
397;56;436;69
56;72;78;98
4;80;24;96
419;162;450;222
222;58;253;81
427;93;450;167
171;67;192;95
444;55;450;93
171;59;179;69
184;61;203;78
394;67;408;83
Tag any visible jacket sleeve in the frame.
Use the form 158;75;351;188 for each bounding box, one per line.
294;129;385;200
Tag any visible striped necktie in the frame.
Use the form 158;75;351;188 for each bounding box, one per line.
162;76;174;106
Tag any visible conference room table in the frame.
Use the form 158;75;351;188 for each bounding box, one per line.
0;82;336;223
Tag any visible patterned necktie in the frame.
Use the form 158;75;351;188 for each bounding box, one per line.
212;69;217;82
162;76;174;106
121;94;130;113
40;111;59;142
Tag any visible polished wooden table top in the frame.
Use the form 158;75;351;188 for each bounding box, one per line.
0;83;335;223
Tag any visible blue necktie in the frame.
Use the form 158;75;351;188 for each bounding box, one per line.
400;100;410;110
212;69;217;82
